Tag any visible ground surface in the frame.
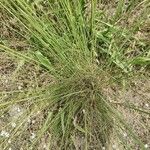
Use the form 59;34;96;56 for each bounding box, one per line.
0;1;150;150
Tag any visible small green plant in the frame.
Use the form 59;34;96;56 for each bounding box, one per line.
0;0;149;149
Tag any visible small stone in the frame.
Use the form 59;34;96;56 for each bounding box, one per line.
145;104;149;107
102;147;105;150
43;144;47;148
8;105;24;120
27;118;31;123
11;122;16;128
82;109;85;114
112;144;117;149
18;86;22;90
1;130;6;136
5;132;10;138
8;139;11;143
37;111;40;114
123;132;127;137
32;120;35;124
144;144;149;148
8;148;12;150
0;130;9;137
5;79;8;83
30;133;36;139
17;108;21;112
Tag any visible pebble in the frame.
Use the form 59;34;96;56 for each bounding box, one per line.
123;132;127;137
112;144;117;149
145;103;149;108
43;144;47;148
82;109;85;114
144;144;149;148
17;108;21;112
27;118;31;123
11;122;16;128
30;133;36;139
5;79;8;83
8;139;11;144
1;130;10;138
18;86;22;90
32;120;36;124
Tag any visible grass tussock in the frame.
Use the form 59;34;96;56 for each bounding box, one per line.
0;0;150;149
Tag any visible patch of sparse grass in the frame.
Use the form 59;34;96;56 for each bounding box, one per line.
0;0;149;149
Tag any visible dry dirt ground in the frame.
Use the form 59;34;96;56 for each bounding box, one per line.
0;52;149;150
0;1;150;150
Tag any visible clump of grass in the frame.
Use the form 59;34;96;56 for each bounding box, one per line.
0;0;149;149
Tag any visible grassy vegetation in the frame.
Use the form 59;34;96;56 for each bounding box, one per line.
0;0;149;149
